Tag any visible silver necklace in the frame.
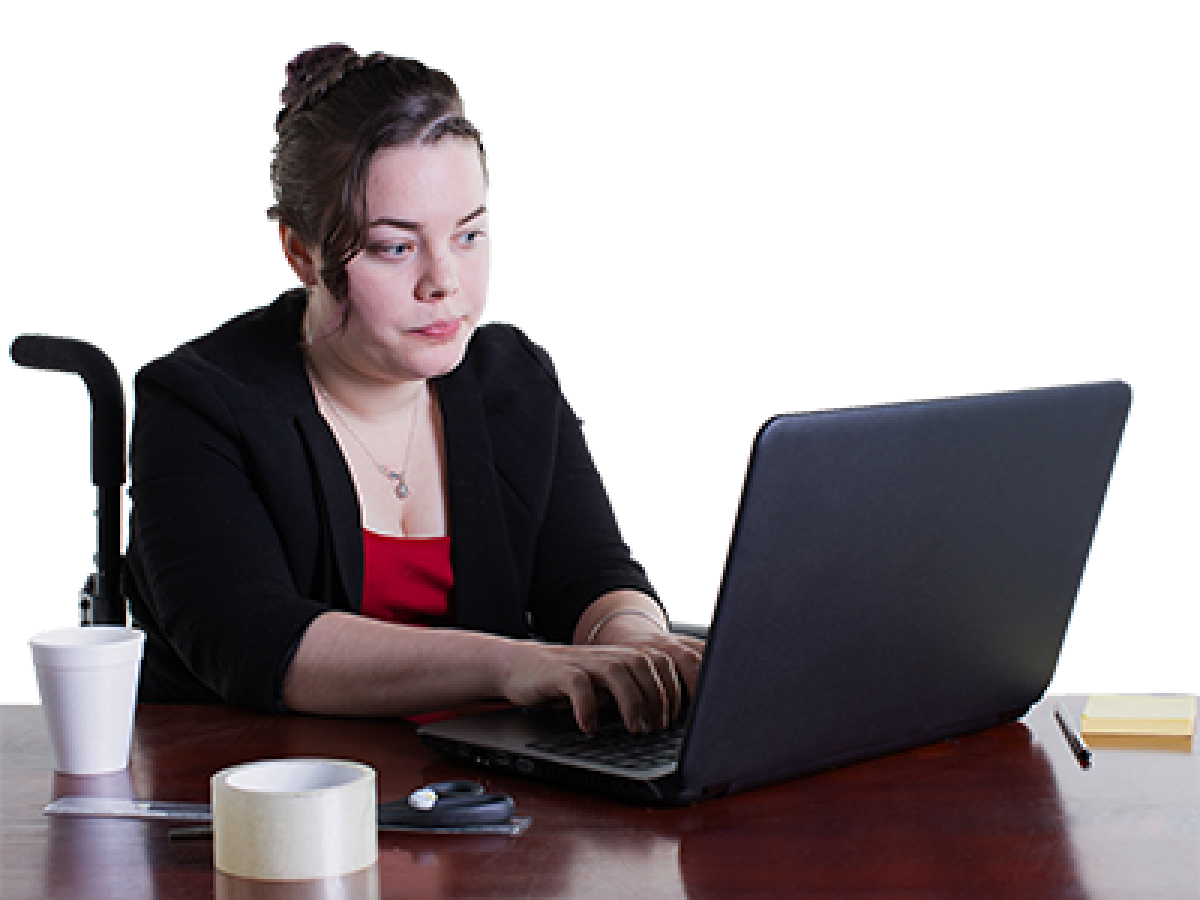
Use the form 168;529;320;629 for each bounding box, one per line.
310;372;421;501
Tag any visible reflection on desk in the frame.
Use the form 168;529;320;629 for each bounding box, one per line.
0;697;1196;899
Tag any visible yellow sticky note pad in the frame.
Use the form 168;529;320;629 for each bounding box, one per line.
1080;695;1197;738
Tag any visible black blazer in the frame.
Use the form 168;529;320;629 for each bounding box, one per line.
125;289;657;711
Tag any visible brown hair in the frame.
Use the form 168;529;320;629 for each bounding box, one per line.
268;44;486;301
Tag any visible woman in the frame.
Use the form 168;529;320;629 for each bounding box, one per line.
124;44;703;734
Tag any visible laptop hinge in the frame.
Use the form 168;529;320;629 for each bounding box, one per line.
699;781;734;800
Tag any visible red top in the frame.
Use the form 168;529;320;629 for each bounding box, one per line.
360;530;454;627
360;530;461;725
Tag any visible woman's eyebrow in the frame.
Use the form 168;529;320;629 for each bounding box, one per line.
457;205;487;227
369;205;487;233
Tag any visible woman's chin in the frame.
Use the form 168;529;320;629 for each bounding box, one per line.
402;333;474;380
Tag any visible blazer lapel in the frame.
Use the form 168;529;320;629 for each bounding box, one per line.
436;374;527;638
255;291;364;612
295;412;363;611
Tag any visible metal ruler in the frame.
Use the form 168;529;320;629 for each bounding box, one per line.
44;797;212;821
44;797;530;835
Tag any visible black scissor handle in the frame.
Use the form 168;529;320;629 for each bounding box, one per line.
424;780;486;797
378;780;514;829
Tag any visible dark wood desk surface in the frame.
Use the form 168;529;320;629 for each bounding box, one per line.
1;697;1196;899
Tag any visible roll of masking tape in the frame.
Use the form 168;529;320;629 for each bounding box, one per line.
211;759;377;881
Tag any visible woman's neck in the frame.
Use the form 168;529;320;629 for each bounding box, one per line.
304;342;428;422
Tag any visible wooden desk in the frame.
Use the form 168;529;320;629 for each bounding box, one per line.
1;698;1196;898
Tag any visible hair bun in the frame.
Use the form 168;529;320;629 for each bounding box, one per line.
281;44;359;107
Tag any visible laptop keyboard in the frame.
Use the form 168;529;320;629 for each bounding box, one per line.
528;721;684;771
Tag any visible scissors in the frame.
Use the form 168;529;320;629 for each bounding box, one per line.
163;780;523;840
377;780;516;831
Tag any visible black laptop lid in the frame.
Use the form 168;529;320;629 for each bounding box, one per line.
678;381;1131;799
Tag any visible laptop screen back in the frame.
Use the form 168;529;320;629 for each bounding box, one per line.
677;381;1130;798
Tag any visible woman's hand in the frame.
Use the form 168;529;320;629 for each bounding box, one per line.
589;626;706;725
577;590;706;697
493;588;707;734
495;638;700;734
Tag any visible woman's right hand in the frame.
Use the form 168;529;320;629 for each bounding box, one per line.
496;640;686;734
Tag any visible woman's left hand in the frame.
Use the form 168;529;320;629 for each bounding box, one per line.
597;626;706;709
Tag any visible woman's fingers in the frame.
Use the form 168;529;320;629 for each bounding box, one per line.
641;646;682;729
586;647;671;733
588;656;637;730
501;643;688;734
573;636;706;732
606;633;705;705
651;635;705;694
557;664;602;734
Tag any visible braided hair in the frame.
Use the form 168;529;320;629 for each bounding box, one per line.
268;44;486;302
275;44;388;129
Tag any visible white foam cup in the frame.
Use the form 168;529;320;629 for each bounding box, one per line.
29;626;146;775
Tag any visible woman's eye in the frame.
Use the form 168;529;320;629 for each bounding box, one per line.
373;243;413;259
458;230;485;248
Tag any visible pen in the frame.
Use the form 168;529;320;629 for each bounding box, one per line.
1053;703;1092;768
168;826;213;841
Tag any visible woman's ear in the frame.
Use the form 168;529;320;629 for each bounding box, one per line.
280;223;320;286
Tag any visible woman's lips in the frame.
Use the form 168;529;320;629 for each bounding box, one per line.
408;318;464;341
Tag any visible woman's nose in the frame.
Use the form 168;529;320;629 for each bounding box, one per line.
418;253;459;301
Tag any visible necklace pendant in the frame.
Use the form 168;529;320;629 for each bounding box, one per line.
382;469;410;501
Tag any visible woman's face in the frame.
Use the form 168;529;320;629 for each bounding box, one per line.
310;138;490;384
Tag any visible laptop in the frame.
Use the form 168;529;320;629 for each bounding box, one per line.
420;381;1132;803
